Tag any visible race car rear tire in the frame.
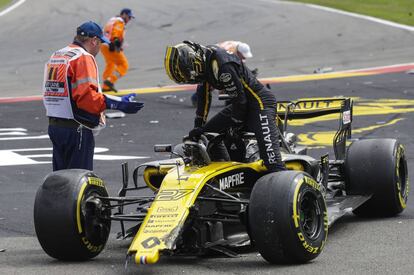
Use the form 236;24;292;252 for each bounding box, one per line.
34;169;111;260
249;171;328;264
345;139;409;216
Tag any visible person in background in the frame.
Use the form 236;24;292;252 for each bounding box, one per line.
191;41;254;107
101;8;135;92
43;21;144;171
217;41;253;61
165;41;285;173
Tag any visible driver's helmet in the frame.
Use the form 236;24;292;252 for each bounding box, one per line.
164;41;205;84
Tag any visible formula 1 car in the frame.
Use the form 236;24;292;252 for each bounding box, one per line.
34;97;409;266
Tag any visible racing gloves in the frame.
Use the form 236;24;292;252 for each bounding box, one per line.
189;127;204;141
109;38;122;52
105;93;144;114
109;42;115;52
194;117;205;128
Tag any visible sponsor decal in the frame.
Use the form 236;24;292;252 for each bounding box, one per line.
45;81;64;89
150;213;179;219
81;237;103;253
155;189;194;201
219;172;245;190
143;228;169;234
223;80;237;96
297;233;319;254
303;176;321;191
396;145;408;208
223;81;235;88
259;113;277;164
88;177;105;188
144;224;173;229
292;177;327;255
219;73;232;83
225;85;237;92
64;51;77;58
141;237;161;249
277;99;339;112
324;210;329;233
157;206;178;213
342;110;351;124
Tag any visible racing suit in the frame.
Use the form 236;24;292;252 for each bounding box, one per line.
191;41;253;107
194;46;285;172
43;42;106;171
101;16;129;90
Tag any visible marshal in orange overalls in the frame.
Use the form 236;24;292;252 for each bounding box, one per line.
101;16;129;91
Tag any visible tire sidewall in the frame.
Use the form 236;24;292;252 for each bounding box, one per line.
249;171;327;263
287;173;328;260
71;174;110;256
394;143;409;212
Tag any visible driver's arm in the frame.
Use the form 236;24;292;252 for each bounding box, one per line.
219;64;247;123
194;81;212;127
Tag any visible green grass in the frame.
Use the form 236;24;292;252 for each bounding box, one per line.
289;0;414;26
0;0;11;10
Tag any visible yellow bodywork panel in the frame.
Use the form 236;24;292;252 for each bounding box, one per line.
129;160;266;265
143;167;161;191
285;161;304;171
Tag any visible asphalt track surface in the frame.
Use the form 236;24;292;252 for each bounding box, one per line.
1;0;414;274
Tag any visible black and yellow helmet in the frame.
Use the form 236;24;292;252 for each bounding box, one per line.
164;41;205;84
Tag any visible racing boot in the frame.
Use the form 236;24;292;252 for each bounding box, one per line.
103;80;118;93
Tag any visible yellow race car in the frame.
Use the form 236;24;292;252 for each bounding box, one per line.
33;98;409;265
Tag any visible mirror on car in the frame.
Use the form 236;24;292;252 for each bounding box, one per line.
154;144;172;153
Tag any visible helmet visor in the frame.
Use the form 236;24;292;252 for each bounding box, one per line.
165;44;205;84
165;46;186;83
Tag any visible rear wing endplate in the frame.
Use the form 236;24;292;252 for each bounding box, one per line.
276;98;353;160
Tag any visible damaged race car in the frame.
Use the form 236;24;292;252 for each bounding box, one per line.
33;97;409;265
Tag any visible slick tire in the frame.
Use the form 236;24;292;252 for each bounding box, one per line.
249;171;328;264
345;139;409;216
34;169;111;260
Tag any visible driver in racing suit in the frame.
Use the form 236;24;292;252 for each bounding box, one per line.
164;41;285;172
190;40;254;107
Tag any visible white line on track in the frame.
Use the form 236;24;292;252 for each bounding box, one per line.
0;0;26;17
306;3;414;32
0;135;49;141
258;0;414;32
0;128;27;131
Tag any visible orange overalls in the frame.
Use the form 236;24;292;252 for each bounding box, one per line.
101;17;129;90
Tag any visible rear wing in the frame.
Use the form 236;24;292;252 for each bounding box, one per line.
276;98;353;160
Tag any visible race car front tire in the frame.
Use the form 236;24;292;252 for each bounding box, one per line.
34;169;111;260
345;138;409;216
249;171;328;264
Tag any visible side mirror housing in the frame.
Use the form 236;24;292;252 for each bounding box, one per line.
154;144;172;153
